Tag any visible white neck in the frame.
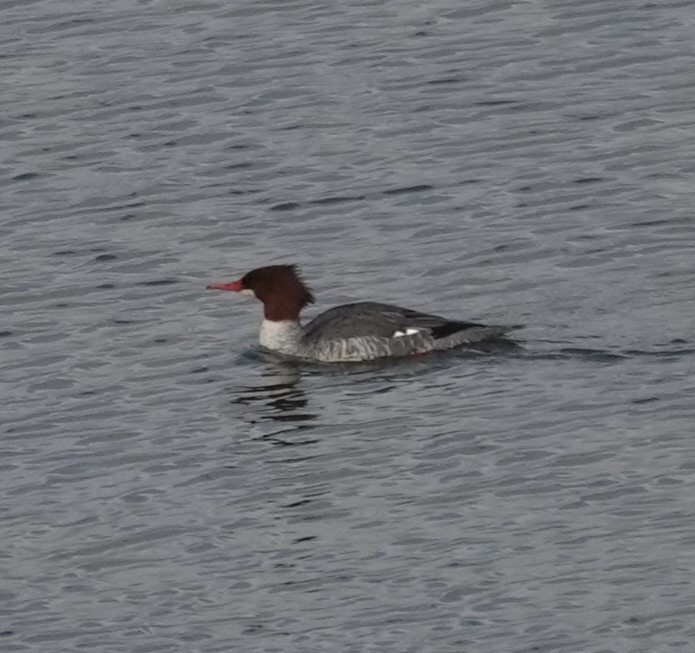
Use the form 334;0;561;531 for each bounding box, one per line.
259;319;302;354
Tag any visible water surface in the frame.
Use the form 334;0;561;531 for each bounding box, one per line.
2;0;695;651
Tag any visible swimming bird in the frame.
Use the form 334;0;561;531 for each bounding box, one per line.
207;264;513;362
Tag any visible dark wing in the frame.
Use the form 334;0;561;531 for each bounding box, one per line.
302;302;489;342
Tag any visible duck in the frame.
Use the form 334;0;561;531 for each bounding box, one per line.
207;264;513;362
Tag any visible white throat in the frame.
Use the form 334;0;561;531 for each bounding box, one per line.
259;319;302;354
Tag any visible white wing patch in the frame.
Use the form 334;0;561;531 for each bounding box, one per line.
393;327;421;338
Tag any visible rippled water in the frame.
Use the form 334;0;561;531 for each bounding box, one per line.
2;0;695;651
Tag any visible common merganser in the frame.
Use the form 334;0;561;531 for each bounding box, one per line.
207;265;513;362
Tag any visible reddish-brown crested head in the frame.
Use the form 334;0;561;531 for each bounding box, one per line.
207;264;314;321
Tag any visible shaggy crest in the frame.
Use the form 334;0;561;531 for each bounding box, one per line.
241;264;314;321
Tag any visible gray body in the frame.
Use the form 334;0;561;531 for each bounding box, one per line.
261;302;512;362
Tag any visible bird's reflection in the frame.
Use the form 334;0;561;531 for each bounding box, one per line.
231;352;318;446
228;340;522;446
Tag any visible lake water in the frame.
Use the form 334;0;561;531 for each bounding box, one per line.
2;0;695;651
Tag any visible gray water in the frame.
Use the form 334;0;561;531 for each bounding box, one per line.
2;0;695;651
